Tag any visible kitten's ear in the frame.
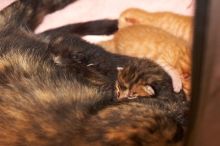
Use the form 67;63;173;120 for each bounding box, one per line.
142;85;155;96
124;17;140;25
117;67;124;71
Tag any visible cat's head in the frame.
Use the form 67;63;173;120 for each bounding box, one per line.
116;66;155;100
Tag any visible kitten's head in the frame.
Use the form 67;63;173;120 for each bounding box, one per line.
116;66;155;100
115;59;175;100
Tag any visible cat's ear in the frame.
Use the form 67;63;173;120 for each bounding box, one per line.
142;85;155;96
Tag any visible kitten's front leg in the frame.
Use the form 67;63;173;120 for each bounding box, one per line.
156;60;183;93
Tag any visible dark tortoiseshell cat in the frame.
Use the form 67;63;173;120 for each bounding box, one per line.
0;0;189;146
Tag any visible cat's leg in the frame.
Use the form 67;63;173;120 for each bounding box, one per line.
0;0;78;30
40;19;118;37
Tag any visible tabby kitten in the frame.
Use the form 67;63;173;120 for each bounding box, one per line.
118;8;193;46
116;59;186;101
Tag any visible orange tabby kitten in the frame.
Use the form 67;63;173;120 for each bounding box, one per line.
118;8;193;46
98;25;191;99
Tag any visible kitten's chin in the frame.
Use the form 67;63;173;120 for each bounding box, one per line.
117;94;138;101
127;96;138;99
116;94;129;101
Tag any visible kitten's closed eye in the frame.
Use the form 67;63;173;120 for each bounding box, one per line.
130;84;155;98
116;80;155;100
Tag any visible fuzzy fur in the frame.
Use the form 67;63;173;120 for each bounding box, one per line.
0;1;189;146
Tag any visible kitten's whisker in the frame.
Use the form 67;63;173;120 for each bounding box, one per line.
87;63;95;67
128;96;137;100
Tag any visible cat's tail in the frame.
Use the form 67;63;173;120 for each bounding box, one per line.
0;0;78;30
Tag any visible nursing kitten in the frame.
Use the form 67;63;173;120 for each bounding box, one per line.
99;25;191;99
118;8;193;46
0;0;188;145
116;59;186;101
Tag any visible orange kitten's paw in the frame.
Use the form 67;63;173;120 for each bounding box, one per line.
169;68;183;93
157;62;183;93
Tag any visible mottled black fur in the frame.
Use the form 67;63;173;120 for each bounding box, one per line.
41;19;118;36
0;0;189;146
